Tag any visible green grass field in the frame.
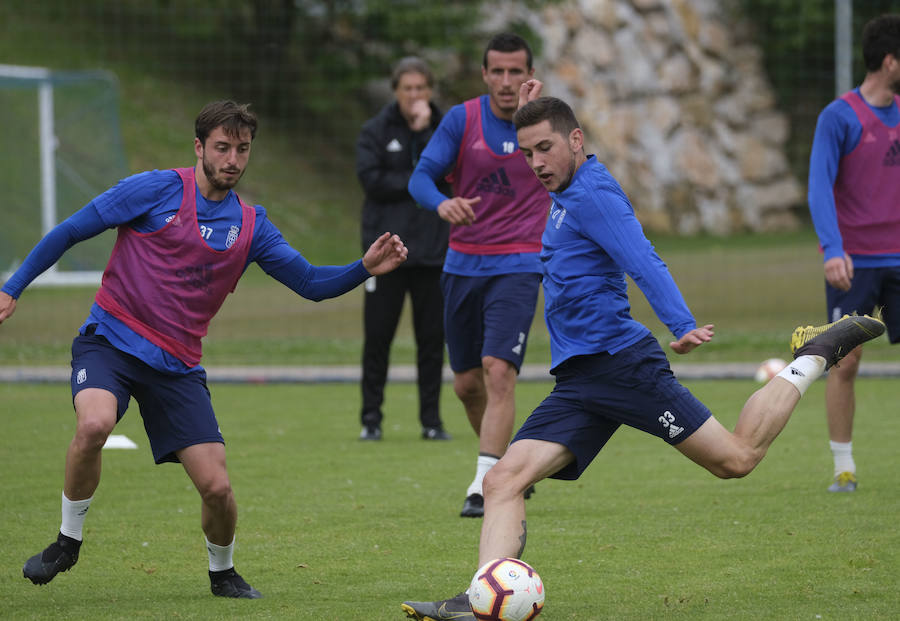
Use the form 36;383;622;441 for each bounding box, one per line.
2;379;897;620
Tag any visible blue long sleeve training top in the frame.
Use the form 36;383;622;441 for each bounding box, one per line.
541;156;696;369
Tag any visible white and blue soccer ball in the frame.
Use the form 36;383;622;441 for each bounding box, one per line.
468;557;544;621
754;357;788;383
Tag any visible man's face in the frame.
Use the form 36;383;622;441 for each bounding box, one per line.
888;53;900;94
195;126;252;192
517;120;581;193
482;49;533;119
394;71;432;120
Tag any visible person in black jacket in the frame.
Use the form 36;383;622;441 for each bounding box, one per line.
356;57;451;441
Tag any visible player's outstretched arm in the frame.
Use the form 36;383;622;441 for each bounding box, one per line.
362;232;409;276
669;324;714;355
0;291;17;325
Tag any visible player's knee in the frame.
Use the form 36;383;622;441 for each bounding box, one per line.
483;459;525;500
482;356;516;386
73;413;115;451
483;467;511;501
454;372;484;402
454;381;479;402
713;464;750;479
198;477;233;508
710;450;761;479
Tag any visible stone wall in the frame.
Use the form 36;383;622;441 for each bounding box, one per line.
483;0;803;234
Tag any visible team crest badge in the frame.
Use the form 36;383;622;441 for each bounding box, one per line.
226;226;240;249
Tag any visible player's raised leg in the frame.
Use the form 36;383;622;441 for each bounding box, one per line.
677;314;884;477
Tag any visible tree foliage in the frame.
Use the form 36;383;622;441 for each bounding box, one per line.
11;0;554;147
737;0;899;180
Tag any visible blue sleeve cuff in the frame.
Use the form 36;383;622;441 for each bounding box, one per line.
672;324;697;340
1;282;18;299
822;245;844;262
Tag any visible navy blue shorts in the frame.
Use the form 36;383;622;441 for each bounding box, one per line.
70;334;222;464
826;266;900;343
511;334;712;481
441;272;541;373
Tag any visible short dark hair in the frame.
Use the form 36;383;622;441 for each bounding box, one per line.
862;14;900;72
391;56;434;90
482;32;533;70
513;96;580;138
195;100;258;145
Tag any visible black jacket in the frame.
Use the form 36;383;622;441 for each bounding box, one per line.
356;101;450;267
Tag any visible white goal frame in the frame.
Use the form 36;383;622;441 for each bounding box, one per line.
1;64;110;286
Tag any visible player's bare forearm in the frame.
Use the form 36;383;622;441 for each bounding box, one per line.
0;291;17;325
669;324;714;355
362;232;408;275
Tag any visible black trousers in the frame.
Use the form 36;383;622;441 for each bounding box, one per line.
361;265;445;429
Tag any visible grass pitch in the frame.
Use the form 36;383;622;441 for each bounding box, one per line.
1;379;898;620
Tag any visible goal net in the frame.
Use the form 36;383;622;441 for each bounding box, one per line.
1;64;128;286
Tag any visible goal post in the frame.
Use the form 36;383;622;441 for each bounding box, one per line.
1;64;128;286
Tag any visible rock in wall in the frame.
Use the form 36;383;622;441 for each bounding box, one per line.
483;0;803;234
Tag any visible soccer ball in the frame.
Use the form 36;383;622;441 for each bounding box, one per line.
468;558;544;621
754;357;787;383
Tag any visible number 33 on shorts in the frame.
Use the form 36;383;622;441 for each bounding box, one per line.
659;410;685;439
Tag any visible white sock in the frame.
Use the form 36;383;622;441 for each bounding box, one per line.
60;492;92;541
830;441;855;477
466;454;499;498
775;355;826;396
206;537;235;572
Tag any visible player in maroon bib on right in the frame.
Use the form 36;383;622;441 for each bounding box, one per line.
807;14;900;493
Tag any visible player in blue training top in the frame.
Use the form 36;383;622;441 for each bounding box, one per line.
408;33;550;518
806;13;900;492
0;100;408;599
401;94;885;620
